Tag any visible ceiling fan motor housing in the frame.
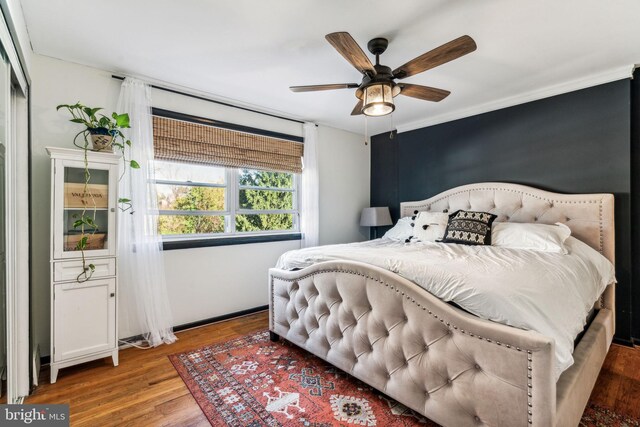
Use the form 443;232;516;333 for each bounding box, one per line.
367;37;389;55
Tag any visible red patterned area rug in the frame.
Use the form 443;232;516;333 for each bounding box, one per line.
169;330;639;427
580;404;640;427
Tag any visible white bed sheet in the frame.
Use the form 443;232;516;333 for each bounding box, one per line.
276;236;616;381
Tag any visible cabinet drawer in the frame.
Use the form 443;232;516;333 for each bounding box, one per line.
53;258;115;282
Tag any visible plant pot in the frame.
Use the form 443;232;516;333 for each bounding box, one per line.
88;128;115;152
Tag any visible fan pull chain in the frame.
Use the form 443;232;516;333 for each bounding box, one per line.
389;113;397;140
364;115;368;145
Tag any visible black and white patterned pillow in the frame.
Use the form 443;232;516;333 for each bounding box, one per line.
441;210;497;245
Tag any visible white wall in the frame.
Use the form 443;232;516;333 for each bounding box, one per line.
30;54;369;354
318;125;370;244
159;241;298;328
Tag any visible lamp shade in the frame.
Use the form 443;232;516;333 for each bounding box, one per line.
360;207;393;227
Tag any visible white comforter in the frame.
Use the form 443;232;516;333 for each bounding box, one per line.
276;237;616;381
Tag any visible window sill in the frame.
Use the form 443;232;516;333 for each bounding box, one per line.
162;233;302;250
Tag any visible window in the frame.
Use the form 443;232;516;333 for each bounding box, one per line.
151;110;303;247
155;160;299;239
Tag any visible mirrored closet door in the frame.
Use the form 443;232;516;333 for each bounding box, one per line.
0;13;30;402
0;40;8;403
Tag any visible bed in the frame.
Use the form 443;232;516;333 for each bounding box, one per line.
268;182;615;427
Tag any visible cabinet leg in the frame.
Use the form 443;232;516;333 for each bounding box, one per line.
50;366;58;384
269;331;279;342
112;351;119;367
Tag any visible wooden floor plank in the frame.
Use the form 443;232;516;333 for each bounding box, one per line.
27;310;640;425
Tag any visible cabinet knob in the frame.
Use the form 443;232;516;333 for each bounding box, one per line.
110;293;115;297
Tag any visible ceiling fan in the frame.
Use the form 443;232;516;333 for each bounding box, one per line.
290;32;477;117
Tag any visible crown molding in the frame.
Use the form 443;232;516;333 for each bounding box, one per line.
397;65;635;134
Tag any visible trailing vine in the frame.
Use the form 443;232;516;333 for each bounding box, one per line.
73;143;98;282
57;102;139;282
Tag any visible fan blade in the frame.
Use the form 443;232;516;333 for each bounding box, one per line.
325;32;376;76
351;99;363;115
290;83;359;92
393;35;476;79
399;84;450;102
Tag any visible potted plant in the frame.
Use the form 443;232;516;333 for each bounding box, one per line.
57;102;129;152
57;102;139;282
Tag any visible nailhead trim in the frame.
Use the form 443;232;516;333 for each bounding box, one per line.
269;276;275;330
528;350;533;424
598;202;606;309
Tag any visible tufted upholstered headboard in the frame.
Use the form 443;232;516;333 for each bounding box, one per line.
400;182;615;265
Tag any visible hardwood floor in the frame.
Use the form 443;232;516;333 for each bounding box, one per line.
28;311;270;426
589;342;640;418
27;311;640;426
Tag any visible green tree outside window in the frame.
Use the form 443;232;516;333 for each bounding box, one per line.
236;169;293;232
157;168;296;235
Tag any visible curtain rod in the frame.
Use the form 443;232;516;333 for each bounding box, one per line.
111;75;310;125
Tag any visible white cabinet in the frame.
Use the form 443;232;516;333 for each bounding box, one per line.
53;279;116;361
47;147;120;383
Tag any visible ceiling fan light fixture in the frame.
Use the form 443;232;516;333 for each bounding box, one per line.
362;83;394;116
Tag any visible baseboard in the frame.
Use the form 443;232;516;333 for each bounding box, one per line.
39;305;269;366
173;305;268;332
613;336;635;347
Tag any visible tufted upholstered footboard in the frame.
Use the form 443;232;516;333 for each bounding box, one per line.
270;260;559;427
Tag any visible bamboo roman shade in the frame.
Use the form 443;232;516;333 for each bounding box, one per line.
153;115;303;173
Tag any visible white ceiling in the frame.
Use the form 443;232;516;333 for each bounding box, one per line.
20;0;640;135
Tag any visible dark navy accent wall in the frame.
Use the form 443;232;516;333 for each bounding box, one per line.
371;131;399;220
371;79;635;343
631;68;640;343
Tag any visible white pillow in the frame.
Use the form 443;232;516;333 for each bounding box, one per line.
382;216;413;241
413;212;449;242
491;222;572;253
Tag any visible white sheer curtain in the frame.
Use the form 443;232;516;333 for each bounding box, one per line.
117;78;177;347
300;122;319;248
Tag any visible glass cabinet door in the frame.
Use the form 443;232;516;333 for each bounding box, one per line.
54;159;117;260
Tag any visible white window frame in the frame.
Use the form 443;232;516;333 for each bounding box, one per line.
157;165;300;241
